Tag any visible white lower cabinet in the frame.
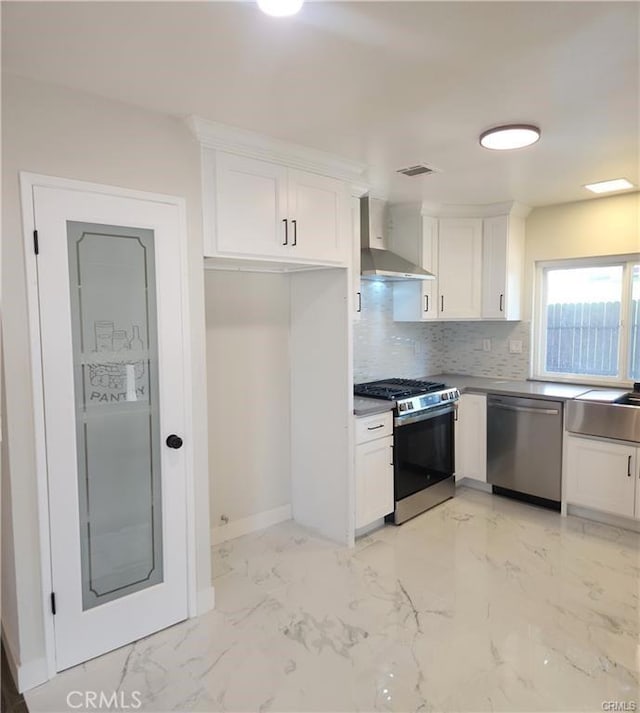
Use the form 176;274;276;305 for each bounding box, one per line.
354;412;394;529
454;393;487;482
565;434;638;519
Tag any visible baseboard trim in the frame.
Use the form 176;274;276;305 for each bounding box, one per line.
567;504;640;533
355;518;385;539
1;626;19;688
210;504;292;545
1;625;49;693
456;477;492;493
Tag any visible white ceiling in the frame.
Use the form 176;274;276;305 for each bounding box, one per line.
2;1;638;207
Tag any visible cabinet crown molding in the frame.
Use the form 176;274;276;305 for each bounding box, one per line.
420;200;531;219
187;116;368;185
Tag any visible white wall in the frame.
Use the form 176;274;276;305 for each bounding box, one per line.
204;270;290;535
524;192;640;319
1;74;212;686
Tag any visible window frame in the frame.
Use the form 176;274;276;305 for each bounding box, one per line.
533;254;639;387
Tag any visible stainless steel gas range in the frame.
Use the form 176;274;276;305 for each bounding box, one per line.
354;378;460;524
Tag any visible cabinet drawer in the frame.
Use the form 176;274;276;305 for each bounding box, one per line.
355;412;393;444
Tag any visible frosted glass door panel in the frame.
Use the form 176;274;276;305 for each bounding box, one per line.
67;222;162;611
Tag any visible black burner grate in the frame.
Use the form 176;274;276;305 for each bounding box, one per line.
354;378;447;400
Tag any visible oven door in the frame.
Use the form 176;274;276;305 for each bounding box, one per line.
394;404;455;502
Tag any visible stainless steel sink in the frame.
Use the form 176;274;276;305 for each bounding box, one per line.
566;390;640;443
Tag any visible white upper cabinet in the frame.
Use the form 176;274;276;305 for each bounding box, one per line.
390;202;530;322
482;214;525;320
287;169;348;263
214;152;288;258
438;218;483;319
206;151;349;264
352;195;362;320
392;213;439;322
191;118;367;268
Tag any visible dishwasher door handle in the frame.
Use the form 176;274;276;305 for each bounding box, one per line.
490;403;559;416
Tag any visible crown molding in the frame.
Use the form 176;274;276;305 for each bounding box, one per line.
420;200;532;219
187;116;368;185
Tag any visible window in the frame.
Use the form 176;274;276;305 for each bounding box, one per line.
535;256;640;385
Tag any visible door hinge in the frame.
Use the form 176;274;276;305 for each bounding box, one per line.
50;592;56;615
33;230;39;255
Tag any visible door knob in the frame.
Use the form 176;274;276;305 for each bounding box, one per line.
166;434;183;449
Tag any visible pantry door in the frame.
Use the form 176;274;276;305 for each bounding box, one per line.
33;185;189;671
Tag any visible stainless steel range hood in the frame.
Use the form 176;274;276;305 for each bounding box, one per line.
360;197;435;281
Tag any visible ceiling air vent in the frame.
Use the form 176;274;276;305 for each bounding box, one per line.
396;163;440;177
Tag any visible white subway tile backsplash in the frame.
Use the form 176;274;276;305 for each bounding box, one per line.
353;282;445;382
440;321;531;380
353;281;531;382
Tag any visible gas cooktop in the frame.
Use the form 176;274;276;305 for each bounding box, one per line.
354;378;447;401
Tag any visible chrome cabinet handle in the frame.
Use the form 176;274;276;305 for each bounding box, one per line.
292;219;297;246
628;455;632;477
424;295;429;312
367;424;385;431
357;291;362;313
440;295;444;312
390;445;394;466
499;293;504;312
282;218;288;246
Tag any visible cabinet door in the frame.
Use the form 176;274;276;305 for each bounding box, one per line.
352;196;362;320
454;394;487;482
565;436;636;518
287;169;347;264
393;216;439;321
215;152;288;258
636;455;640;520
482;215;508;319
482;215;524;320
355;436;394;529
438;218;482;319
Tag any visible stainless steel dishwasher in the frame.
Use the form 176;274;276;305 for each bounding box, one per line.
487;394;563;508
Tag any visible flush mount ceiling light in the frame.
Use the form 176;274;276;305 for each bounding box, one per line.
583;178;635;194
257;0;303;16
479;124;541;150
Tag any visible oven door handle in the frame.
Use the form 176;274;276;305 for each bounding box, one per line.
394;402;456;427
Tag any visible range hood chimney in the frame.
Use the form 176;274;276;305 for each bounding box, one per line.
360;197;435;281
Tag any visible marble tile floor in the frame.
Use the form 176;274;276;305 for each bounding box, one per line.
25;488;640;712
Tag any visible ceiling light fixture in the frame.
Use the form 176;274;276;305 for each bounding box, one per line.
479;124;541;150
583;178;635;194
257;0;303;17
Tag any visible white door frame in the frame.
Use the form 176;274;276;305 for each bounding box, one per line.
20;172;197;681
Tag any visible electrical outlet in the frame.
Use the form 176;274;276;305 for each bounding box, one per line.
482;339;491;352
509;340;523;354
